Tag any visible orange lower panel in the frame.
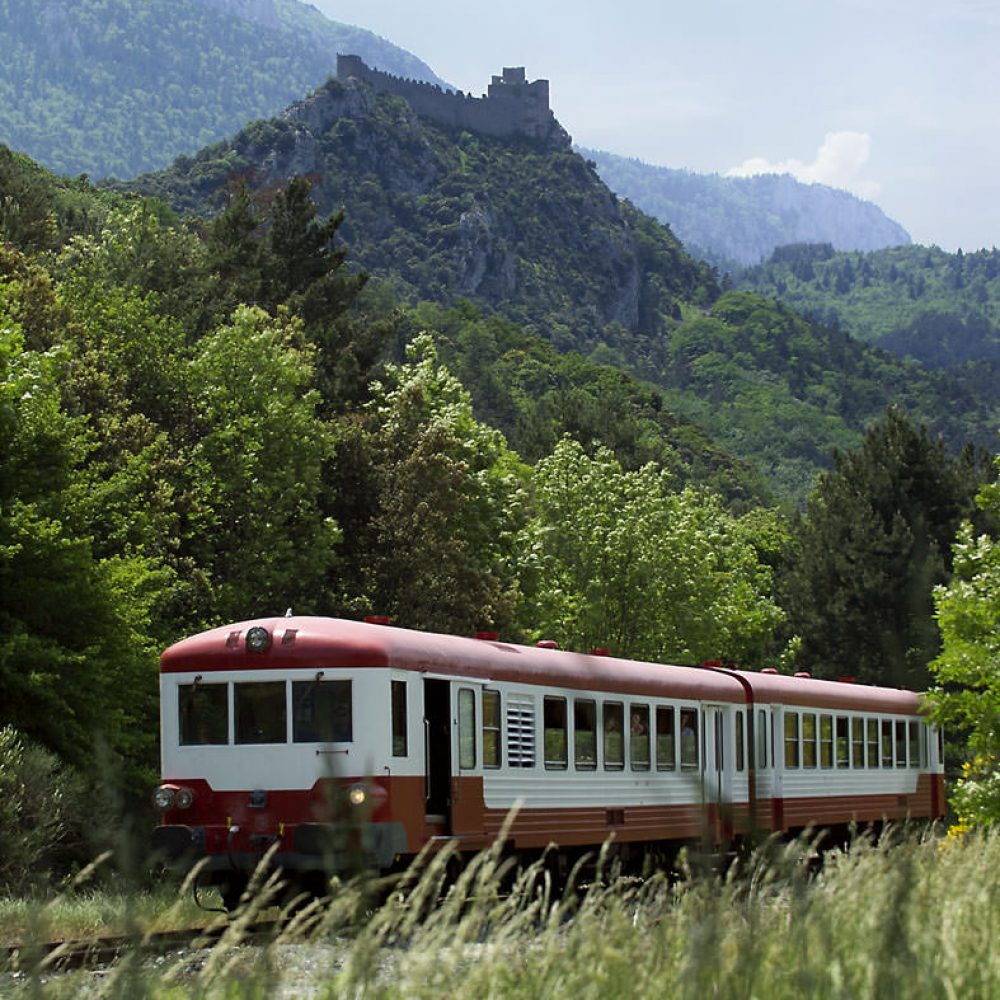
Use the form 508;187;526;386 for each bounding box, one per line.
386;773;944;855
482;803;708;850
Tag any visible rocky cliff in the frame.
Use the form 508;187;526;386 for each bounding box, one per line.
127;74;715;349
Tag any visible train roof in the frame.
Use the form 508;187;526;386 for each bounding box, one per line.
160;616;924;716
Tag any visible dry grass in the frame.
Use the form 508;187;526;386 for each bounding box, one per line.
4;826;1000;999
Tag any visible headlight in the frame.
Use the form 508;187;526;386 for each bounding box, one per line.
348;784;367;807
245;626;271;653
153;786;176;810
175;787;195;809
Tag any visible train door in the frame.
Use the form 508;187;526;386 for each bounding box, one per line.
702;704;734;840
770;706;785;831
424;679;451;832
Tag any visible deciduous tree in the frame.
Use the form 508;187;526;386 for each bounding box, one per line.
516;437;782;663
928;455;1000;827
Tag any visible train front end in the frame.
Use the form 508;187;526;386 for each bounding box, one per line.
152;617;417;905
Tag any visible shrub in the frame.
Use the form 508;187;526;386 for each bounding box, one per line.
0;726;88;894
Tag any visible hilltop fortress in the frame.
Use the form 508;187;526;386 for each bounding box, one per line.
336;55;570;147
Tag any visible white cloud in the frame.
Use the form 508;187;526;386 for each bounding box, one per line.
726;131;881;199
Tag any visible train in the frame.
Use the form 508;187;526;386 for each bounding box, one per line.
152;614;945;907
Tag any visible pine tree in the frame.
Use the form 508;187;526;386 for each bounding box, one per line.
780;407;987;689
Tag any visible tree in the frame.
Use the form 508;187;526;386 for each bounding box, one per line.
927;455;1000;828
178;306;340;624
516;437;783;663
331;334;526;634
0;292;162;769
780;407;985;688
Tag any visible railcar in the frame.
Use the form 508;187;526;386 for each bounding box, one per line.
152;615;945;905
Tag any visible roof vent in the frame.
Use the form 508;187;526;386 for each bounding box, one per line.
590;647;610;656
837;676;858;684
794;671;812;679
364;615;391;625
536;639;559;649
475;630;500;641
760;667;779;675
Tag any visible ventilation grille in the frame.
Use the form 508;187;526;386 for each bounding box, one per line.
506;693;536;768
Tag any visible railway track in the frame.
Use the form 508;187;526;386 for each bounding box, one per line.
2;918;283;975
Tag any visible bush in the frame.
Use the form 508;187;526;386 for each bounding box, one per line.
0;726;88;894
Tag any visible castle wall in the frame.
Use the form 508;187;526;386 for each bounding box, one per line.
336;55;560;142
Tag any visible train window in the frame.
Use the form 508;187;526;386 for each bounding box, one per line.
574;699;597;770
604;702;625;770
236;682;287;744
458;688;476;770
895;720;907;768
851;718;864;768
483;689;501;768
783;712;800;768
680;708;698;770
735;710;745;772
391;680;407;756
908;721;920;769
656;706;676;770
835;716;850;768
544;697;568;769
819;715;833;768
881;719;894;767
179;682;228;745
506;694;536;767
867;719;879;768
757;709;768;769
292;679;351;743
801;713;817;768
630;704;650;770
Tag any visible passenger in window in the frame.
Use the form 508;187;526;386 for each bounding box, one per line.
631;712;647;735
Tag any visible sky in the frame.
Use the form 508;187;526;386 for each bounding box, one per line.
312;0;1000;252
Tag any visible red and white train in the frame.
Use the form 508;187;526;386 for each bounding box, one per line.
153;615;945;904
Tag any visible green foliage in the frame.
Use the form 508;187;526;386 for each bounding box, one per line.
928;457;1000;827
652;291;997;500
516;437;783;663
0;292;161;769
780;407;989;689
181;306;340;622
408;300;771;508
128;90;718;358
0;727;88;895
743;243;1000;369
331;334;526;634
0;0;441;180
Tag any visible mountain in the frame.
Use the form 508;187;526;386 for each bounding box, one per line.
582;150;912;270
740;242;1000;370
0;0;444;179
125;61;717;355
121;61;997;501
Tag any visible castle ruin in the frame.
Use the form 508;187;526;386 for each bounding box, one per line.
336;55;569;146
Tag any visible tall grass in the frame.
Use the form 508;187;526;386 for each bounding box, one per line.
4;828;1000;998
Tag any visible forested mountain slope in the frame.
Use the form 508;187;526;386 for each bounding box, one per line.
122;74;997;500
740;242;1000;369
126;74;717;355
584;149;911;269
0;0;442;179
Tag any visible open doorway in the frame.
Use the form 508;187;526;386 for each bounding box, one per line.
424;679;451;829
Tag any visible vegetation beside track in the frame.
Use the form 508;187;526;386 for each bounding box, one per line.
3;828;998;998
